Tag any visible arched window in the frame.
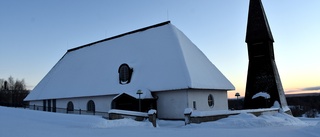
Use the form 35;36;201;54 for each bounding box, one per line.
67;101;74;111
118;63;133;84
87;100;95;112
208;94;214;107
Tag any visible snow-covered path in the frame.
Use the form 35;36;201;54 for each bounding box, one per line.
1;107;319;137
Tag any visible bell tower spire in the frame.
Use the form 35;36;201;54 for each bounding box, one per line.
243;0;291;114
245;0;274;43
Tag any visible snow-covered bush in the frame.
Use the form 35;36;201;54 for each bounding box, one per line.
304;109;319;118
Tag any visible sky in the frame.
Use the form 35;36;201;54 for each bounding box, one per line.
0;0;319;98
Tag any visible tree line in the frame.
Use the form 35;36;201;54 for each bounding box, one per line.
0;76;29;107
286;95;320;117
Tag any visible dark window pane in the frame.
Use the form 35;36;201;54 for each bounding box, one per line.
87;100;95;112
118;64;132;84
208;94;214;107
67;101;74;111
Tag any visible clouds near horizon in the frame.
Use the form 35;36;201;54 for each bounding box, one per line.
285;86;320;93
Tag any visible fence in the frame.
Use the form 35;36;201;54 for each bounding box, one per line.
26;105;109;118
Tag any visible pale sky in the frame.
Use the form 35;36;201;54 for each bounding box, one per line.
1;0;319;98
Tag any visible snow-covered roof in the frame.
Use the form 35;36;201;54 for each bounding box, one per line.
113;88;153;100
25;21;234;101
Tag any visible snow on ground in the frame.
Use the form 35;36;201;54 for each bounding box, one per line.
1;106;320;137
187;112;307;129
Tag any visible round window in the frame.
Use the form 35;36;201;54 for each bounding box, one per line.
118;63;132;84
208;94;214;107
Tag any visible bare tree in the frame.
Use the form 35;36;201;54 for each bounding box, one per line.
0;79;4;90
0;76;29;107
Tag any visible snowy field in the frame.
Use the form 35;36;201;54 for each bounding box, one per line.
1;106;320;137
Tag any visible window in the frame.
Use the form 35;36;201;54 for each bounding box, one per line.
118;64;133;84
67;101;74;112
87;100;95;112
52;99;56;112
208;94;214;107
193;101;197;110
43;100;46;111
48;100;51;112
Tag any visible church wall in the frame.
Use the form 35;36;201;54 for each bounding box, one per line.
28;95;116;113
28;100;42;109
155;90;188;119
154;89;228;119
187;89;228;111
56;95;115;112
27;89;228;119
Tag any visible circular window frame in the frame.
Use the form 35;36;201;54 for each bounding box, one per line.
118;63;133;84
208;94;214;108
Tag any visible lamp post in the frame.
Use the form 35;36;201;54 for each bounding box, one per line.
235;92;240;110
136;90;143;112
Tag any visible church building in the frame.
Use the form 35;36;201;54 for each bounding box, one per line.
24;21;235;119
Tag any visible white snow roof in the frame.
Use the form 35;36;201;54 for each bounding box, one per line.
25;21;235;101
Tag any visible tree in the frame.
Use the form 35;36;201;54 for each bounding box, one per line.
0;76;26;90
0;76;29;107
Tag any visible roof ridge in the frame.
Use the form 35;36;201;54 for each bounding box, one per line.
67;21;171;52
169;24;193;88
170;24;235;90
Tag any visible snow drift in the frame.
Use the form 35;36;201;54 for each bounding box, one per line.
1;107;320;137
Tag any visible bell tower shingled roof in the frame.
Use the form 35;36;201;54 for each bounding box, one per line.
245;0;274;43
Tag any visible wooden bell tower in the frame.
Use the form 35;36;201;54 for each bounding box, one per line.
244;0;291;114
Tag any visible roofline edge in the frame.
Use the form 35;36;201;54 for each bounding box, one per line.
67;21;171;52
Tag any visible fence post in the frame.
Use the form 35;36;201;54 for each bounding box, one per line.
79;109;81;115
184;108;193;125
33;104;36;110
148;109;157;127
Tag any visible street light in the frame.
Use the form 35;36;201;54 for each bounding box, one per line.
136;90;143;112
235;92;240;110
235;92;240;100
